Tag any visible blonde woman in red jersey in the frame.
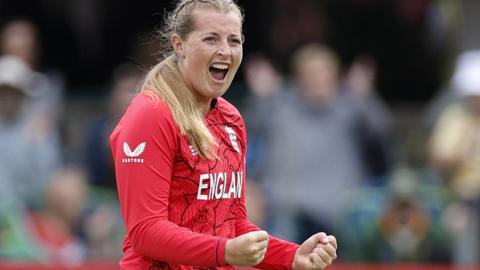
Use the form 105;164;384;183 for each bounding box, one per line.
110;1;337;269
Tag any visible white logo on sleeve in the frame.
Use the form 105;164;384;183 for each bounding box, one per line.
225;126;240;152
122;142;145;163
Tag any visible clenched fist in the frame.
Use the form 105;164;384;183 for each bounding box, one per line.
225;230;269;266
292;233;337;270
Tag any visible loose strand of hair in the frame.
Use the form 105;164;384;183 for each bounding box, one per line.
142;57;217;159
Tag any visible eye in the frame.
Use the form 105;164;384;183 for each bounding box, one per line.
203;36;217;44
229;38;242;46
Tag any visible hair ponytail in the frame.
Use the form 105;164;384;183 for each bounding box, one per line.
143;56;216;159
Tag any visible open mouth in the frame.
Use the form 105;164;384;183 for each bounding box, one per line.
209;63;230;82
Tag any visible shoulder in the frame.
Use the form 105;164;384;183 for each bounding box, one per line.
120;91;179;129
111;91;180;141
127;92;173;118
110;91;180;162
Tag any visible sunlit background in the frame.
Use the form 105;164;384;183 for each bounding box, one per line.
0;0;479;269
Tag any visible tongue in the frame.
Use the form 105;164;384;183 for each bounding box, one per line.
210;69;225;81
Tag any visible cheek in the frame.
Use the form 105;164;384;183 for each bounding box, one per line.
184;54;206;83
231;49;243;72
188;53;204;72
235;48;243;63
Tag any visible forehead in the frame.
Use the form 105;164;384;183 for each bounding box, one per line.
190;9;242;36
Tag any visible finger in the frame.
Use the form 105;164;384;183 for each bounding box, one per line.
314;243;336;258
316;248;332;265
254;254;266;266
320;237;330;244
299;232;328;254
309;252;327;270
314;232;328;242
248;240;268;255
253;247;268;260
257;239;269;251
249;230;269;242
251;250;266;265
327;235;337;249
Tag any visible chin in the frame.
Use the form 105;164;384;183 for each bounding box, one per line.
210;89;228;98
209;84;230;97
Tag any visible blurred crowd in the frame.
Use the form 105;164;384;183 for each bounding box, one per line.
0;19;137;265
0;0;480;267
241;47;480;265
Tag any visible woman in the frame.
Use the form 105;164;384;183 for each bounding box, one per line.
110;1;337;269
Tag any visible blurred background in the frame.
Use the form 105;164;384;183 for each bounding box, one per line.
0;0;479;269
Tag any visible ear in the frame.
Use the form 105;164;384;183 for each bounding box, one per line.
171;34;185;57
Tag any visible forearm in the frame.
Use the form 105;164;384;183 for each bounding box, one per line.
128;218;228;267
235;219;299;270
256;236;299;270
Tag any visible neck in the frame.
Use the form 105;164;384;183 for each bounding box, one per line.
197;97;213;116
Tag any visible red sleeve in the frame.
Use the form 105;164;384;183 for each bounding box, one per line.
235;220;299;270
110;94;228;267
235;116;299;270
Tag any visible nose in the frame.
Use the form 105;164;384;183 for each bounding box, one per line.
216;40;232;57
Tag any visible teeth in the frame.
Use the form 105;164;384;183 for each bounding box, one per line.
211;63;229;70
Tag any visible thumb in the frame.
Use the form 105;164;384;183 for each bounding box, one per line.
298;233;327;254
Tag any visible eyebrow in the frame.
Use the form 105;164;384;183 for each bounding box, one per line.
202;31;241;38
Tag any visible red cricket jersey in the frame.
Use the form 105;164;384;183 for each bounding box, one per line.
110;92;299;270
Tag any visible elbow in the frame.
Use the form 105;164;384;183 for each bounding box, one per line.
127;225;147;254
125;218;172;260
126;220;156;256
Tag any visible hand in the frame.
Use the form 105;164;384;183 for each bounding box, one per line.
292;233;337;270
225;230;269;266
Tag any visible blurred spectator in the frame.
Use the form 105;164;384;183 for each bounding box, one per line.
242;53;283;182
10;165;124;264
343;54;396;182
429;49;480;265
258;44;394;245
0;56;61;205
26;167;89;265
0;188;41;261
0;19;40;68
84;63;142;189
241;53;284;228
0;19;63;205
83;200;123;261
373;167;450;262
0;19;65;128
336;167;450;262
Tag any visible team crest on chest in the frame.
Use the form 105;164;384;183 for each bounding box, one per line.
225;126;240;152
189;145;199;156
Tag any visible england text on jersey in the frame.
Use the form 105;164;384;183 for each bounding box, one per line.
196;171;243;200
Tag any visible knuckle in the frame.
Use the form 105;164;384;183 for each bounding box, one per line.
249;246;258;254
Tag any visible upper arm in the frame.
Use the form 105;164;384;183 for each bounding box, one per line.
111;96;179;231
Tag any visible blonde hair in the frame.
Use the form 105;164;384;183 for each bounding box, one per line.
143;0;243;159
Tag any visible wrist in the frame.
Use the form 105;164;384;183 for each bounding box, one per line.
224;238;233;265
291;248;300;270
217;238;228;266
